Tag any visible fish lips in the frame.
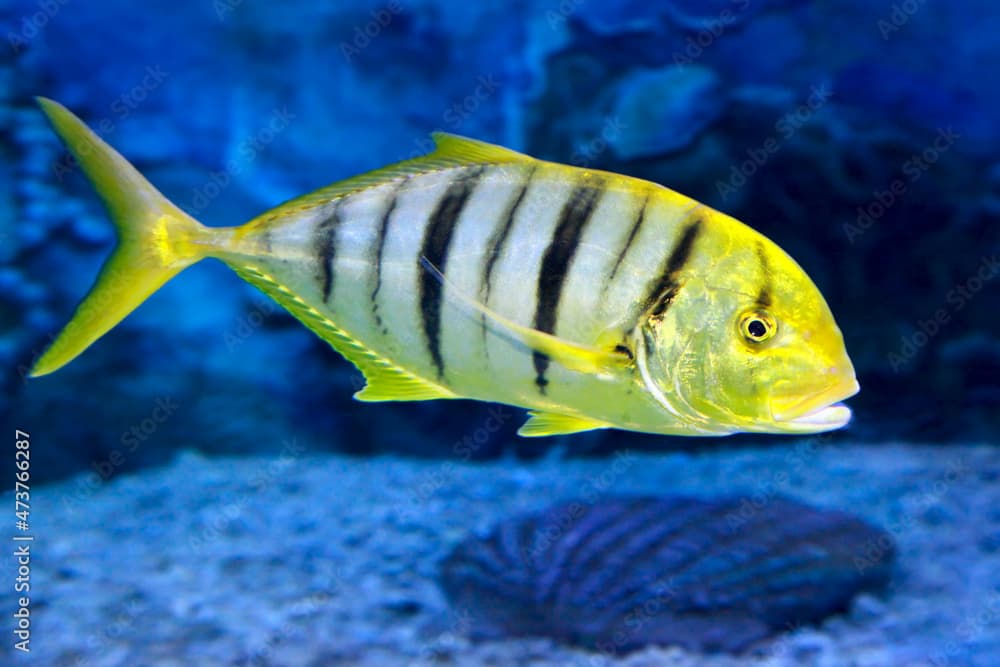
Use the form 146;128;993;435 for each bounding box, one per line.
770;378;861;433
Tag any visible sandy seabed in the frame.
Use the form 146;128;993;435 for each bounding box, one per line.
6;441;999;666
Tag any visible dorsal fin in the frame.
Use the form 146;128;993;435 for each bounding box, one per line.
243;133;533;228
426;132;531;163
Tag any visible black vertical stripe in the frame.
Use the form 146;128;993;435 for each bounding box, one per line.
419;166;485;379
482;166;537;303
480;165;537;342
755;241;773;308
313;201;342;303
370;178;407;330
532;178;605;392
606;191;650;284
640;213;703;320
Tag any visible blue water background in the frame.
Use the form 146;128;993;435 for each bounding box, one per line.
1;0;998;484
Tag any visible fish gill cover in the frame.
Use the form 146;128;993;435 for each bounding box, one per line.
439;495;895;654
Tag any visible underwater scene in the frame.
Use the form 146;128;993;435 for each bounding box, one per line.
2;0;999;665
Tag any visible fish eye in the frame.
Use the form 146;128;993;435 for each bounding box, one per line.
738;310;777;343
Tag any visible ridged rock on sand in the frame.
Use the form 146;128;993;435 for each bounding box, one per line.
440;495;895;654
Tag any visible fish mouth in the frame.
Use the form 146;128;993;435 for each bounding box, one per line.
771;378;860;433
778;402;853;431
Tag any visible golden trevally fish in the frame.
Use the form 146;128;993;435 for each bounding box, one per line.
29;98;858;437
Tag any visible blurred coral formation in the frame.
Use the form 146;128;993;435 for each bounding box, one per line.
441;495;895;653
3;0;998;485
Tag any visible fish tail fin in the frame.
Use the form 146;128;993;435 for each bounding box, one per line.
29;97;227;377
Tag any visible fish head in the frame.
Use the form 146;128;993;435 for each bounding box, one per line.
638;231;858;435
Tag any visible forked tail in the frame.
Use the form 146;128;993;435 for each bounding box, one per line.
29;98;230;377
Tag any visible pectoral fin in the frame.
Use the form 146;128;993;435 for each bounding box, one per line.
518;411;611;437
419;257;631;376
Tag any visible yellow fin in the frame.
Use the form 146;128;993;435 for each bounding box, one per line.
230;265;455;402
353;365;452;402
518;411;611;437
242;133;533;230
426;132;531;163
419;258;630;376
30;98;218;377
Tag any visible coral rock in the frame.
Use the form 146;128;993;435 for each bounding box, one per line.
440;495;894;654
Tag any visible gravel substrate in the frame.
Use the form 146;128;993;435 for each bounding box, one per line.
6;441;999;666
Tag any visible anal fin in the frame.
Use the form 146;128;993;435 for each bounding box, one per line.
518;411;611;437
353;364;452;402
231;265;455;403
